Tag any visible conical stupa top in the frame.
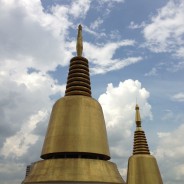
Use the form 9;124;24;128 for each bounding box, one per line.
133;104;150;155
65;25;91;97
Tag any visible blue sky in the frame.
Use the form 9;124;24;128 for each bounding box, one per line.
0;0;184;184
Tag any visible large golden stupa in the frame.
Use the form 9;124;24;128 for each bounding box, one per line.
22;25;125;184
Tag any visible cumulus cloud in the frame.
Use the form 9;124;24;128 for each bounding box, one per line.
143;0;184;53
172;92;184;102
0;0;88;152
1;110;47;158
0;0;106;74
68;0;91;18
98;79;152;178
0;69;65;183
155;123;184;184
0;68;65;156
0;0;139;78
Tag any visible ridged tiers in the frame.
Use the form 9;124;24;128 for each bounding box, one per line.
133;130;150;155
65;56;91;97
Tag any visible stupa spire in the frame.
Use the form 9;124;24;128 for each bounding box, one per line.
65;25;91;97
126;104;163;184
135;104;141;127
76;24;83;57
133;104;150;155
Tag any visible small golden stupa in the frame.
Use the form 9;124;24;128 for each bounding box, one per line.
22;25;125;184
126;104;163;184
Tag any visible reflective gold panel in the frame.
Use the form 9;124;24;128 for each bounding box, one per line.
23;158;125;184
127;155;163;184
41;96;110;160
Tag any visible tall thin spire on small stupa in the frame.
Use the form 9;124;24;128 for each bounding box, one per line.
126;104;163;184
133;104;150;155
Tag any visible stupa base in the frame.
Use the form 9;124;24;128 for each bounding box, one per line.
23;158;125;184
127;154;163;184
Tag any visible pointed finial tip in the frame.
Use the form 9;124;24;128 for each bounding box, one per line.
78;24;82;29
76;24;83;57
135;104;142;129
135;104;139;110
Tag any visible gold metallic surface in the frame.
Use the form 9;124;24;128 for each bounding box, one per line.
127;155;163;184
133;104;150;154
135;104;141;128
22;25;125;184
41;95;110;160
133;130;150;155
126;105;163;184
76;24;83;57
65;56;91;97
23;158;125;184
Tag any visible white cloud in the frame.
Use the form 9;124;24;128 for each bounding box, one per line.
0;0;71;72
169;60;184;72
175;47;184;58
129;21;146;29
0;0;93;73
69;0;91;18
66;39;142;74
84;25;107;38
0;161;25;184
99;0;125;7
99;79;152;128
172;92;184;102
0;67;65;154
1;110;47;158
91;57;142;74
155;123;184;184
90;17;103;29
98;79;152;173
0;0;139;78
84;40;142;74
143;0;184;53
144;62;167;76
85;40;136;65
161;110;174;121
145;67;158;76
